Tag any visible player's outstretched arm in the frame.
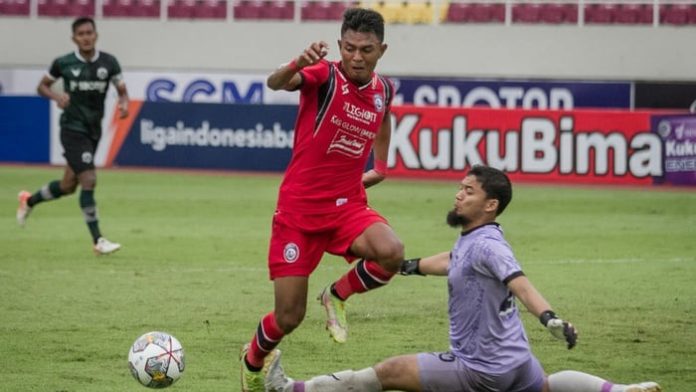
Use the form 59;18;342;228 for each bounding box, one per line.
508;275;578;349
267;41;329;91
400;251;450;276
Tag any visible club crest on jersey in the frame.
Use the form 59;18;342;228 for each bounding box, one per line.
97;67;108;80
283;243;299;263
373;94;384;112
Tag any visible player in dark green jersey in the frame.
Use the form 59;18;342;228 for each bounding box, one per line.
17;17;129;255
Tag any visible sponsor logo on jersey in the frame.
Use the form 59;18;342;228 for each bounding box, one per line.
70;68;81;77
283;243;299;263
69;80;108;93
97;67;109;80
342;102;377;124
328;130;366;157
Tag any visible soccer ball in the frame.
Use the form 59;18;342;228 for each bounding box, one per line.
128;331;185;388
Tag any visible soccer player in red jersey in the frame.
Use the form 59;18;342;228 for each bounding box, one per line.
239;8;404;392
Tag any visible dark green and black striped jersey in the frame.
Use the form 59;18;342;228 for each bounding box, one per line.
48;50;124;137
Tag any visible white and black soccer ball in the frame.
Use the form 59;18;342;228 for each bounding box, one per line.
128;331;185;388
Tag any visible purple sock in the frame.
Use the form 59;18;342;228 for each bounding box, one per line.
293;381;305;392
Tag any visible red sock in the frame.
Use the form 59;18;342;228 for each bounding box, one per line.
333;259;395;300
245;311;285;368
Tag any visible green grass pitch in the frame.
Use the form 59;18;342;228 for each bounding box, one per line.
1;165;695;391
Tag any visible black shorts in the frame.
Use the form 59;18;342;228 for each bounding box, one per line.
60;129;100;175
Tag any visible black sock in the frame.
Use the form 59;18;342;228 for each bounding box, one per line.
28;180;64;207
80;190;101;244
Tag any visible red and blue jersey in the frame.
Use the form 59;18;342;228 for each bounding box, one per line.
277;60;394;214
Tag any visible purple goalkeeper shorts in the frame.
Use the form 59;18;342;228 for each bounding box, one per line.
417;352;545;392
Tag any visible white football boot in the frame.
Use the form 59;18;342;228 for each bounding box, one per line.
94;237;121;255
16;190;32;227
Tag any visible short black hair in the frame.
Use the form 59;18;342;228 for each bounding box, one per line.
341;8;385;42
72;17;96;33
467;165;512;216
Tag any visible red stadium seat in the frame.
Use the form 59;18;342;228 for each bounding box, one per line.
301;1;328;20
468;2;503;23
168;0;196;18
38;0;69;16
562;3;578;23
234;0;263;19
195;0;227;18
614;3;650;25
538;3;565;24
135;0;160;16
103;0;132;16
2;0;31;15
66;0;95;16
445;2;471;22
259;0;293;19
512;2;541;24
661;3;689;25
584;3;615;24
327;0;348;19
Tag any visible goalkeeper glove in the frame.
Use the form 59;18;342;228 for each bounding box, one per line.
399;258;424;276
539;310;577;349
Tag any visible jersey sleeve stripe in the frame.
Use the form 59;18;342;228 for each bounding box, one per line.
314;64;336;133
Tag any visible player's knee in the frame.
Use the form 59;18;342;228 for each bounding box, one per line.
274;308;305;334
374;358;408;387
61;182;78;195
376;239;404;271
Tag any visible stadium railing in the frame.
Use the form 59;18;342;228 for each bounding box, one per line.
1;0;695;26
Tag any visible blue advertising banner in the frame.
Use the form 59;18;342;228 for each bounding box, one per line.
390;77;631;109
653;114;696;186
112;102;296;171
0;96;50;163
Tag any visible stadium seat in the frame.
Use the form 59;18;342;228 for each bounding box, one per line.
301;1;327;20
38;0;70;16
0;0;31;15
614;3;651;25
469;2;503;23
537;3;578;24
134;0;160;16
448;2;501;23
584;3;615;24
194;0;227;18
168;0;196;18
234;0;263;19
561;3;577;23
103;0;132;16
660;3;689;25
405;1;433;24
65;0;94;16
445;1;470;22
512;2;541;24
372;1;407;24
302;0;347;21
259;0;294;19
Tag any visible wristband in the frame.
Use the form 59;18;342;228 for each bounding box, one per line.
374;158;387;176
539;310;557;326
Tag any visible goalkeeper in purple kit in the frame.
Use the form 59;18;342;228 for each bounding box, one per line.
264;165;661;392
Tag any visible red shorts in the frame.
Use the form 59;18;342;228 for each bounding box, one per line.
268;204;388;279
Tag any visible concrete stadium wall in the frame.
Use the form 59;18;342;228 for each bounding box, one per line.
1;18;695;81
